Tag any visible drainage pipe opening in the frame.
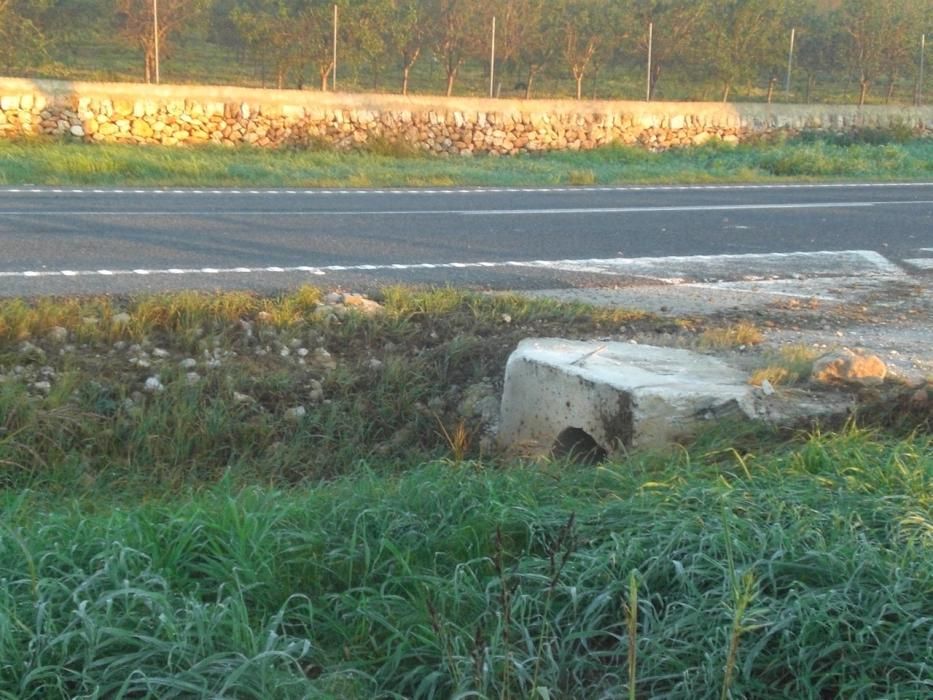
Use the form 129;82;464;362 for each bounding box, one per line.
553;427;608;465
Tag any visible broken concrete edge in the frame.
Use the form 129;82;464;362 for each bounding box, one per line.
495;339;904;461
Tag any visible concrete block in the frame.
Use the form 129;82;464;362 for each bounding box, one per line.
498;339;755;458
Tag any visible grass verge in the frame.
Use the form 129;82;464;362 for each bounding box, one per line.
1;429;930;698
0;287;654;494
1;135;931;188
1;287;930;698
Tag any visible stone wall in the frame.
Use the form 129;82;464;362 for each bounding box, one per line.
1;78;930;155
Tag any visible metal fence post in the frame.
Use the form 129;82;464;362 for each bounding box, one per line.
785;27;795;98
490;16;496;98
646;22;652;102
918;33;926;106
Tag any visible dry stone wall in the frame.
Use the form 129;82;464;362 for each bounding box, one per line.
1;78;930;155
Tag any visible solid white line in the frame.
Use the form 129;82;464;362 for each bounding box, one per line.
460;201;932;215
4;200;930;217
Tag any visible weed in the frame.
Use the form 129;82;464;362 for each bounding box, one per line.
750;344;821;386
567;168;597;185
699;321;764;349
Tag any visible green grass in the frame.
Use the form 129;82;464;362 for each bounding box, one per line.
2;136;932;188
1;287;930;698
1;428;930;698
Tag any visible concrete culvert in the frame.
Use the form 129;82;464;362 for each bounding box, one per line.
553;427;608;465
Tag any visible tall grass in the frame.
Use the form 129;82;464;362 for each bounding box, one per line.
1;136;931;188
1;428;930;698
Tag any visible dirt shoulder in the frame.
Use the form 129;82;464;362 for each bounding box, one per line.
525;270;933;384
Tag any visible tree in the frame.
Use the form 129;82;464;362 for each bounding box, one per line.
795;1;847;103
625;0;709;100
693;0;789;102
346;0;391;91
513;0;558;98
370;0;427;94
559;0;609;100
230;0;302;89
427;0;487;96
115;0;210;83
0;0;51;73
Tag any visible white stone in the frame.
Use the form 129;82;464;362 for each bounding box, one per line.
70;125;85;137
285;405;307;420
152;348;170;358
186;372;201;385
498;339;755;457
144;376;164;393
0;95;19;111
47;326;69;343
180;358;198;369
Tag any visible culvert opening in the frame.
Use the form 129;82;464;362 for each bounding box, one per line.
552;427;608;465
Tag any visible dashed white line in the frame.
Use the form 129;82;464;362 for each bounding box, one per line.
0;250;908;283
1;182;932;196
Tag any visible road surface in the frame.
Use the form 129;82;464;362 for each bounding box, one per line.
0;182;931;296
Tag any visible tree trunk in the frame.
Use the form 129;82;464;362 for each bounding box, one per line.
321;64;333;92
575;73;583;100
766;77;777;104
525;66;538;99
277;68;285;90
806;74;814;104
649;63;662;100
858;79;869;106
885;75;897;103
401;48;420;95
722;83;731;102
144;49;152;84
446;70;457;96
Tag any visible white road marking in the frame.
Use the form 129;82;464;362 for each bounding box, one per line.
2;200;930;218
460;201;933;215
1;182;932;196
0;250;906;283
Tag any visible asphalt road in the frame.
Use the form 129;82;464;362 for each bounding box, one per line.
1;182;931;296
